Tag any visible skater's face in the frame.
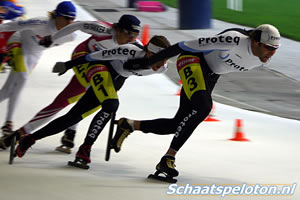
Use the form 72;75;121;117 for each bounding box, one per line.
116;29;139;44
145;51;167;71
252;40;277;63
55;16;75;30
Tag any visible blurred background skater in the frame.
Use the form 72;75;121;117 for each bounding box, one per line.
0;0;25;73
0;1;76;137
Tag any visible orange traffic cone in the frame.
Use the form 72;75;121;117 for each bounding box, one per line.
176;80;182;96
141;24;150;45
204;103;220;122
229;119;250;142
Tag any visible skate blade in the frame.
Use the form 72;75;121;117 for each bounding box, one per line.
148;174;177;183
68;160;89;170
56;145;71;154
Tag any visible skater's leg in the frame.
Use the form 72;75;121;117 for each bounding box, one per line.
82;99;119;146
75;62;119;161
0;71;17;135
6;72;27;122
155;54;219;177
31;88;101;141
74;101;118;164
21;75;86;134
1;43;29;135
0;70;15;102
111;90;192;152
15;88;102;157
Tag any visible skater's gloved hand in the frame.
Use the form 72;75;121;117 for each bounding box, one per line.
52;62;67;76
124;57;151;70
39;35;53;48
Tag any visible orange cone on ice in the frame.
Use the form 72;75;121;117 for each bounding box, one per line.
204;103;220;122
141;24;150;45
229;119;250;142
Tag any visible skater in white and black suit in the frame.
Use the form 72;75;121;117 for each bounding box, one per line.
110;24;280;181
15;36;171;169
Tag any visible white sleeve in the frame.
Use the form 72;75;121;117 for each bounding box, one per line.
179;32;241;53
52;33;77;46
51;21;112;41
0;17;48;32
86;44;144;61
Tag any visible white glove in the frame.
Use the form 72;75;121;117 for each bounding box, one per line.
52;62;67;75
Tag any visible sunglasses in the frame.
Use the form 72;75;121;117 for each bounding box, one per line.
123;29;139;38
261;43;277;51
64;16;75;21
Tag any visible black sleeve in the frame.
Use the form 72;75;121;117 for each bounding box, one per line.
124;43;183;70
64;55;88;70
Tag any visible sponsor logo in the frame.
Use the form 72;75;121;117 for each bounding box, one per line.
18;20;48;26
175;110;198;138
89;112;110;138
225;58;248;71
218;53;230;60
177;57;199;71
198;36;240;46
178;57;199;67
86;65;108;81
83;23;109;33
102;47;137;58
270;36;280;41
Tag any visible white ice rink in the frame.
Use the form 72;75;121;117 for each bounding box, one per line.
0;1;300;199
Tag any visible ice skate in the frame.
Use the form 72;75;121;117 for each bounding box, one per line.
110;118;133;153
68;145;91;169
0;134;13;150
0;129;26;150
1;121;13;136
148;155;179;183
56;129;75;154
15;134;35;157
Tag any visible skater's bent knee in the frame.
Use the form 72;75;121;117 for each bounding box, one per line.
102;99;119;113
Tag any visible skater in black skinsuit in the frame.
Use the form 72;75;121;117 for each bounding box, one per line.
110;24;280;182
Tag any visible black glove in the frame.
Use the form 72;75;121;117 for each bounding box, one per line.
52;56;89;76
52;62;67;76
39;35;53;47
124;43;183;70
124;57;151;70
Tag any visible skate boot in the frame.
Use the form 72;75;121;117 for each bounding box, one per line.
148;155;179;183
1;121;13;136
0;134;13;150
15;134;36;157
56;129;76;154
0;128;26;150
111;118;133;153
68;145;91;169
